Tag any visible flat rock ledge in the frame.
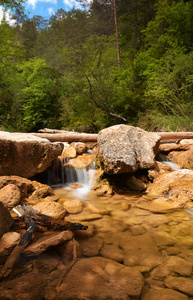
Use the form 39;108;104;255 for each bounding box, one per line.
0;131;64;178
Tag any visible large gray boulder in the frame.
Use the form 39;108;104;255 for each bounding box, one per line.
98;125;160;174
0;131;63;178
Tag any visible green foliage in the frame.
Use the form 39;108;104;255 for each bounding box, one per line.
2;0;193;133
16;58;64;132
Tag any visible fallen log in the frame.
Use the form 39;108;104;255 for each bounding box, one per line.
32;132;98;143
34;128;193;143
155;132;193;141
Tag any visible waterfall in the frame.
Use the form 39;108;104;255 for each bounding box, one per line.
47;157;96;198
157;154;180;171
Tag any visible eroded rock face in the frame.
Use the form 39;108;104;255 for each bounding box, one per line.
0;201;14;238
0;131;63;178
168;145;193;170
98;125;160;174
147;169;193;207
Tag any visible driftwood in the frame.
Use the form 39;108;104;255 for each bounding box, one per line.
32;132;98;143
34;128;193;143
155;132;193;141
0;204;87;279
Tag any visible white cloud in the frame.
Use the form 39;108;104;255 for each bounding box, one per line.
48;7;55;15
27;0;57;9
0;7;16;25
63;0;81;9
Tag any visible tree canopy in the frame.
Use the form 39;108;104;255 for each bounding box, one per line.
1;0;193;132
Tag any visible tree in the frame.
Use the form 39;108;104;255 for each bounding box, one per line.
16;58;64;132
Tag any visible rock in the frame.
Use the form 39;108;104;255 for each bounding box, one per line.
69;182;83;189
0;201;14;238
147;169;193;206
0;131;63;178
67;153;95;169
71;142;87;155
57;257;144;299
146;214;170;227
169;145;193;170
60;143;76;158
120;233;163;271
30;181;52;199
24;230;74;256
142;288;189;300
85;201;111;215
136;198;180;213
0;176;34;200
125;175;147;191
0;184;21;208
97;124;160;174
159;142;190;153
63;199;83;214
92;215;128;233
0;232;21;262
0;272;46;300
152;231;175;247
65;212;103;222
165;276;193;296
151;256;192;279
100;243;124;262
56;239;81;264
33;201;66;218
120;202;131;211
32;253;60;274
78;236;103;256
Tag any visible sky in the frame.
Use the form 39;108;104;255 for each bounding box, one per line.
0;0;84;24
25;0;83;19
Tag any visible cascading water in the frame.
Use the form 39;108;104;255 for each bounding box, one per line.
157;153;180;171
47;155;96;199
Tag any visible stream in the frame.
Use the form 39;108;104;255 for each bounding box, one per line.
1;160;193;299
50;161;193;299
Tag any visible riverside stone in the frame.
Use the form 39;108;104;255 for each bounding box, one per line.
33;201;66;218
0;176;34;200
0;184;21;208
63;199;83;214
142;288;189;300
67;153;95;169
121;233;163;271
151;256;192;279
0;232;21;262
60;143;76;158
0;201;14;238
98;124;160;174
168;146;193;170
57;257;144;299
100;243;124;262
78;236;103;256
147;169;193;206
24;230;74;256
0;131;63;178
71;142;87;155
165;276;193;296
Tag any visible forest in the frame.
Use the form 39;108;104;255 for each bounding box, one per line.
1;0;193;133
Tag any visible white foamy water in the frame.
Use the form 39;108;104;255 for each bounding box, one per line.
162;161;180;171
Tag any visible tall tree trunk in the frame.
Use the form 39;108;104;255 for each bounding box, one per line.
134;0;138;53
113;0;121;68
